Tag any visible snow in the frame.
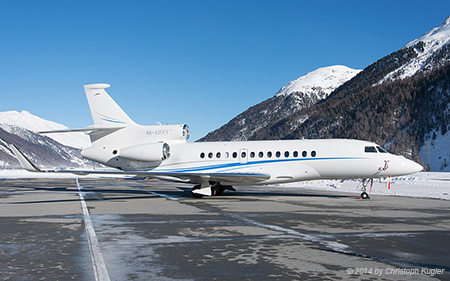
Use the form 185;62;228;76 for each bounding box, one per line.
420;130;450;172
276;172;450;201
406;16;450;49
0;110;90;149
275;65;361;98
1;169;449;201
376;16;450;85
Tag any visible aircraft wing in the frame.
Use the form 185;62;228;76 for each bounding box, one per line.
9;144;270;184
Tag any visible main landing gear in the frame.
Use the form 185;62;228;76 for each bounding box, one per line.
191;183;235;198
360;179;372;199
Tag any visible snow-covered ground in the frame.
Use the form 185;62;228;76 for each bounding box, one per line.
1;170;449;201
278;172;450;200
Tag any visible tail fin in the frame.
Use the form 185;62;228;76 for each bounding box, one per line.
84;83;136;126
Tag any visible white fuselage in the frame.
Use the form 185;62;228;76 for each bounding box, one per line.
82;138;422;186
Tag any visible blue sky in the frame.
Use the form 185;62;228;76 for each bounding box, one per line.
1;1;450;141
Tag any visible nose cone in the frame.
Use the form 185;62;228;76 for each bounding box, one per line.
396;157;423;176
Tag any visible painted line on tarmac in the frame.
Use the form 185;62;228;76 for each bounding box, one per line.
148;191;181;201
76;178;111;281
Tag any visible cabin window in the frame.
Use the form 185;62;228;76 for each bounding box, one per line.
241;151;247;158
311;150;316;157
200;152;205;158
208;152;213;158
276;151;281;158
293;151;298;157
377;146;388;153
365;146;377;153
259;151;264;158
284;151;289;157
267;151;272;158
225;152;229;158
216;152;221;158
250;151;255;158
302;151;307;157
232;152;238;158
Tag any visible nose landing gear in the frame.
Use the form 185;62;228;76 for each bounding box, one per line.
360;179;372;199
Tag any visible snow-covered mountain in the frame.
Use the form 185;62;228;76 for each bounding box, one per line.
0;110;90;149
199;65;360;141
275;65;361;98
0;110;95;169
376;16;450;85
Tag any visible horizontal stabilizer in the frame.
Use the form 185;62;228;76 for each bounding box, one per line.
39;126;125;134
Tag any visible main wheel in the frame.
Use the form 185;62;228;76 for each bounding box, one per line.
191;185;204;198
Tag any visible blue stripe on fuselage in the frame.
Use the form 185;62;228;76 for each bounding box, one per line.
154;156;366;173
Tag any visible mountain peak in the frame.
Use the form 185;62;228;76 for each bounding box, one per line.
406;16;450;48
275;65;361;98
376;16;450;85
444;15;450;26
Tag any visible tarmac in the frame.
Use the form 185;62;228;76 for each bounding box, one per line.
0;177;449;280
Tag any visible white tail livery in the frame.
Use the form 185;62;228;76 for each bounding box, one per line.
11;83;423;198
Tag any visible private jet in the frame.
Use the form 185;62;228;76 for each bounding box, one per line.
10;83;423;198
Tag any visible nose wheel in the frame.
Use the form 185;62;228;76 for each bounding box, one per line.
360;191;370;199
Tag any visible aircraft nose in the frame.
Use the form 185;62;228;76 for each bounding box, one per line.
400;157;423;175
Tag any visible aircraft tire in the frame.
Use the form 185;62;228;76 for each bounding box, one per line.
360;192;370;200
191;185;204;198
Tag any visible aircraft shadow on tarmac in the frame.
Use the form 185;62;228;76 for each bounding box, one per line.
175;187;358;199
5;183;358;205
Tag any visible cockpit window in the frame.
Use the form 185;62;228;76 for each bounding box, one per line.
364;146;377;153
377;146;388;153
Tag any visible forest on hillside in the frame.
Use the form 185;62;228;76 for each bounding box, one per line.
250;62;450;165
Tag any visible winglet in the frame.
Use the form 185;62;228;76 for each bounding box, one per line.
8;144;42;172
